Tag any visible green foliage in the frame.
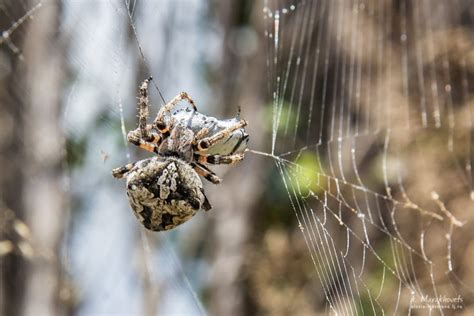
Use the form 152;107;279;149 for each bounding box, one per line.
290;152;325;196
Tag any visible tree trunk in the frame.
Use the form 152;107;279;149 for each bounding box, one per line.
0;0;67;315
209;1;267;315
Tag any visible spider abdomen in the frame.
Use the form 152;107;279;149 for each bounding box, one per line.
125;156;211;231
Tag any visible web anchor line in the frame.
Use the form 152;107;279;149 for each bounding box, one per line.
124;0;167;106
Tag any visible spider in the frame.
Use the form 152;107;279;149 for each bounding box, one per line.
112;77;249;231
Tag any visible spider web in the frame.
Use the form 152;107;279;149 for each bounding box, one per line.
260;0;473;314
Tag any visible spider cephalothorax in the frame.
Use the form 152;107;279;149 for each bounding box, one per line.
112;77;248;231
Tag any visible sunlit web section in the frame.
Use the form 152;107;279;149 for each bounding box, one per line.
260;0;473;313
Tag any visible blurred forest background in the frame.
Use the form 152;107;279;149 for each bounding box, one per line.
0;0;473;315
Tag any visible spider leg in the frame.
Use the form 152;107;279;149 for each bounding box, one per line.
195;120;247;151
149;130;163;144
194;153;245;165
193;127;210;143
112;162;136;179
191;162;221;184
127;130;160;154
154;92;197;133
138;77;153;140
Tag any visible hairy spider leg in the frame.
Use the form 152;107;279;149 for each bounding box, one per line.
112;162;136;179
196;120;248;151
148;129;163;144
193;127;210;143
136;77;173;144
138;77;153;140
154;92;197;134
127;130;161;154
190;162;222;184
194;153;245;165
